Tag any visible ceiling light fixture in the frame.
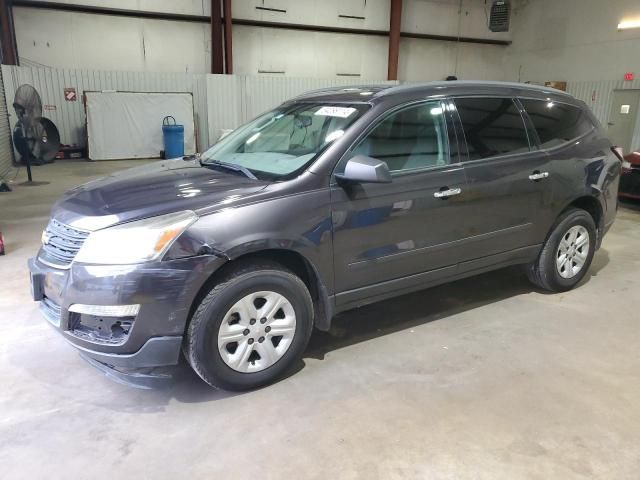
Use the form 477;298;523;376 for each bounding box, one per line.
618;19;640;30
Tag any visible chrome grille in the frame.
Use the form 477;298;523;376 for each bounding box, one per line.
39;218;89;268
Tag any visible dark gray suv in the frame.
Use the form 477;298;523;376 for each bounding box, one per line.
28;82;621;390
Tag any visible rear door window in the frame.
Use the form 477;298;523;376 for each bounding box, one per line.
455;97;531;161
520;99;594;149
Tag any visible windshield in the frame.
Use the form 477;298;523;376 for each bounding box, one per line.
201;103;370;180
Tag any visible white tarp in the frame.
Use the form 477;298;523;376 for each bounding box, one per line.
86;91;196;160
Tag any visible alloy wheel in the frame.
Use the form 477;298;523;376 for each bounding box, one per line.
556;225;590;279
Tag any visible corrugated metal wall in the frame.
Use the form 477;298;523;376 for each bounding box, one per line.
0;66;14;182
206;75;244;144
1;65;209;154
4;65;639;158
1;65;398;158
207;75;399;142
567;79;640;152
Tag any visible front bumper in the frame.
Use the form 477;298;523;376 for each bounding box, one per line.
28;253;226;370
71;336;183;368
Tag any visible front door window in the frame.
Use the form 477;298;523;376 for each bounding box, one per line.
350;101;450;173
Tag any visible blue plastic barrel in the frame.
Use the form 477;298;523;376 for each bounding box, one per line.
162;116;184;159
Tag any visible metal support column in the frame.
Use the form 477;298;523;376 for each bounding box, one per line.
387;0;402;81
223;0;233;74
211;0;224;74
0;0;18;65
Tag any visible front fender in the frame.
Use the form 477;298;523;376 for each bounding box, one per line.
165;188;336;330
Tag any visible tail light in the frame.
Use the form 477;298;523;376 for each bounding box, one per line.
612;146;632;172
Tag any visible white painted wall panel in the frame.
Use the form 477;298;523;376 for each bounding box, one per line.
206;75;244;144
505;0;640;83
233;24;506;82
233;0;389;31
402;0;511;41
399;37;506;81
233;0;510;40
1;65;209;155
192;73;210;149
13;1;509;82
14;7;211;73
232;26;390;78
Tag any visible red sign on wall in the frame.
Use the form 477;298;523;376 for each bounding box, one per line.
64;87;77;101
624;72;634;81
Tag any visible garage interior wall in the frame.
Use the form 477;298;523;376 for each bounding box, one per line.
568;79;640;153
207;74;398;143
1;64;210;151
8;0;640;152
1;64;397;154
12;0;510;81
13;6;212;74
504;0;640;83
504;0;640;151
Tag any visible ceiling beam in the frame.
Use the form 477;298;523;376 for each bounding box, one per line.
10;0;210;22
232;19;510;45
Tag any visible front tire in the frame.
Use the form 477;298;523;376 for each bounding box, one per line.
526;208;597;292
184;261;314;391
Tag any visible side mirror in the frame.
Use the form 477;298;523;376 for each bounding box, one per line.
335;155;392;184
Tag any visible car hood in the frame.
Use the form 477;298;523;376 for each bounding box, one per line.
51;159;270;231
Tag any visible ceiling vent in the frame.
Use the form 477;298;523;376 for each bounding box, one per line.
489;0;511;32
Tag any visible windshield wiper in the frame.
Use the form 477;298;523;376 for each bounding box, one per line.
201;158;257;180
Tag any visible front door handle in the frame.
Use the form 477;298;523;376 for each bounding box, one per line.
434;187;462;199
529;171;550;181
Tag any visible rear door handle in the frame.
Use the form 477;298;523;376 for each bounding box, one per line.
529;171;549;181
434;187;462;199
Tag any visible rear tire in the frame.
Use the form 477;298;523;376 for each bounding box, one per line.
184;261;314;391
526;208;596;292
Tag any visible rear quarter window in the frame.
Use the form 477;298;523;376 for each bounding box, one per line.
455;97;531;161
520;99;594;149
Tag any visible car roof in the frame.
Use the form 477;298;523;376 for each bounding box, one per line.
292;85;393;103
291;81;576;105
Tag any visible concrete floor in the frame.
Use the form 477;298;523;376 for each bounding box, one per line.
1;159;640;479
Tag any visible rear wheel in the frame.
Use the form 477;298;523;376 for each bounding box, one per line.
527;208;596;292
184;262;313;390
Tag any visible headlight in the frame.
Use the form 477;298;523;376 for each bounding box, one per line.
74;210;197;265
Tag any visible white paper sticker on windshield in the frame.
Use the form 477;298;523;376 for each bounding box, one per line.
315;106;357;118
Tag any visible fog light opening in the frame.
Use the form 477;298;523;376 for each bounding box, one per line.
68;304;140;317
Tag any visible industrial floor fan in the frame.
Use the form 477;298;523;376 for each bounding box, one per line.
12;84;60;186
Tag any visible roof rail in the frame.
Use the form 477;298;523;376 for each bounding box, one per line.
376;80;572;98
